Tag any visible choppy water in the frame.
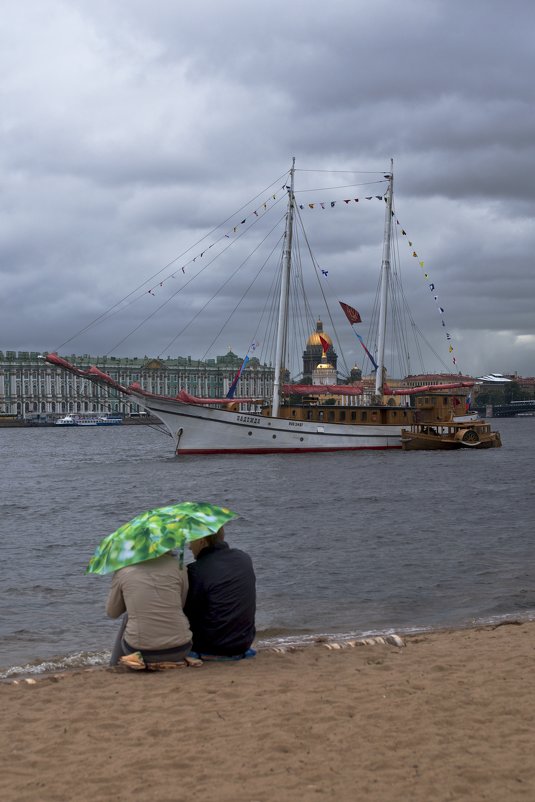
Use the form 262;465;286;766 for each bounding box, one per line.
1;418;534;678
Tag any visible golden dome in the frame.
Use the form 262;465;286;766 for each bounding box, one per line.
306;319;332;347
316;354;334;370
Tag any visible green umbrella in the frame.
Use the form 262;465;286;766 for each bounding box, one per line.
86;501;238;575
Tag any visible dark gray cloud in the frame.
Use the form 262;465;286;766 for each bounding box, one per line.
1;0;534;378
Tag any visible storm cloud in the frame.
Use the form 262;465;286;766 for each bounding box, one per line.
1;0;534;377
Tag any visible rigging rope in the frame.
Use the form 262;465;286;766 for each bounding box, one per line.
197;226;286;363
54;170;290;352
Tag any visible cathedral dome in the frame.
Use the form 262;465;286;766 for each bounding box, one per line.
306;319;332;347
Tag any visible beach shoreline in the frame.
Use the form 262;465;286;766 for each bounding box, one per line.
2;611;532;682
2;619;534;801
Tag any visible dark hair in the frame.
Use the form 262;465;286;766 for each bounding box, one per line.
203;526;225;547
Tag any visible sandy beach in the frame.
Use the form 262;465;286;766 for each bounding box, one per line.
1;621;534;802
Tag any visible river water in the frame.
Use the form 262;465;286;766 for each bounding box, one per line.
1;418;534;677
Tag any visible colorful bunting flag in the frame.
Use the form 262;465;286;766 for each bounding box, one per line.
396;216;460;371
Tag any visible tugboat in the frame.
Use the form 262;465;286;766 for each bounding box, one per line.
401;394;501;450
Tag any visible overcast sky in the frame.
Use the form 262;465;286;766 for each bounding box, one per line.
1;0;534;378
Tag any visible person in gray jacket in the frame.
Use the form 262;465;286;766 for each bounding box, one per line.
107;551;192;667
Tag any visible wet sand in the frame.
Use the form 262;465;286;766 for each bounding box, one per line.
1;621;534;802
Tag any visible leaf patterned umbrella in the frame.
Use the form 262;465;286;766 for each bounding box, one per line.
86;501;238;575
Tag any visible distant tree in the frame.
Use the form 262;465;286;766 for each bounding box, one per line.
503;381;531;403
475;387;505;406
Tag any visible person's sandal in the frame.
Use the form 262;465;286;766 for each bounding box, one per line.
119;651;146;670
184;655;203;667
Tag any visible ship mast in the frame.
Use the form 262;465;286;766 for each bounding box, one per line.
375;159;394;398
271;157;295;417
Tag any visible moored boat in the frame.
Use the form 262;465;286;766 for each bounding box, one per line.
55;415;78;426
55;415;122;427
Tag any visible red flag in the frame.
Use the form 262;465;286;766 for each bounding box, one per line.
319;335;330;355
339;301;362;325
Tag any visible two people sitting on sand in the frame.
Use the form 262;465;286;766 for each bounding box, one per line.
107;526;256;669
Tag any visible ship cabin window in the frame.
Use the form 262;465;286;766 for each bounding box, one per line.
339;410;346;421
319;411;324;421
328;410;335;422
306;410;312;420
291;409;296;416
351;410;356;421
362;411;367;421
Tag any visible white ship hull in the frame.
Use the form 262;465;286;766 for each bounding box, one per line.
132;393;404;454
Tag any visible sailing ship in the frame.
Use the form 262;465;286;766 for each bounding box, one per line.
46;159;486;455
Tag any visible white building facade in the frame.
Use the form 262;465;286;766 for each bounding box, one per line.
0;350;274;418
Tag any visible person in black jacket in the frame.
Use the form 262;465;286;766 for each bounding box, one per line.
184;527;256;659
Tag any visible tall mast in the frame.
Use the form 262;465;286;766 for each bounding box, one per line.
271;158;295;417
375;159;394;397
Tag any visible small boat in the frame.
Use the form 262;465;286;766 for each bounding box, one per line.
401;394;501;450
55;415;79;426
55;415;122;427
